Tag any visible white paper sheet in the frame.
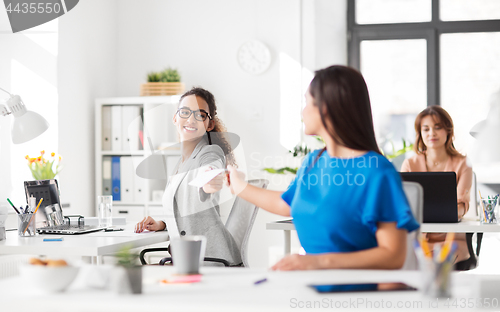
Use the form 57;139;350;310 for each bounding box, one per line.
188;169;226;188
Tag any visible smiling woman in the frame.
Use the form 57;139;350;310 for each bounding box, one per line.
135;87;242;266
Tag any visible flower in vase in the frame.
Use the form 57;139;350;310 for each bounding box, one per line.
26;151;63;180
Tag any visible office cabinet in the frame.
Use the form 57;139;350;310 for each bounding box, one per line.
95;96;181;218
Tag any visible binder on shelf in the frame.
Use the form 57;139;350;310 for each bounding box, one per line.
122;106;142;151
120;156;134;202
102;106;112;150
102;156;112;196
133;156;146;202
111;105;122;151
111;156;121;201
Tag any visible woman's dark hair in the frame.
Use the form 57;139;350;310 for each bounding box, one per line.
309;65;381;155
179;87;236;167
414;105;461;157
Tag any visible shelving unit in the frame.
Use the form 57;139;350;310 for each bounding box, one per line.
95;96;182;222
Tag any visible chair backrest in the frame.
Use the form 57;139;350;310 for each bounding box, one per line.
471;171;478;217
225;179;269;267
401;181;423;270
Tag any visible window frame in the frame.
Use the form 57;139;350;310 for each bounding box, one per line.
347;0;500;106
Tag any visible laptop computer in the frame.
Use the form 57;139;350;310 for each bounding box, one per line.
24;179;106;234
400;172;458;223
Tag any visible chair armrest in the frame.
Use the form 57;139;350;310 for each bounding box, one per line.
140;247;170;265
157;256;230;267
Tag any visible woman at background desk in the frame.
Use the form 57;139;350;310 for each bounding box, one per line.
228;65;419;271
135;87;241;266
401;106;473;266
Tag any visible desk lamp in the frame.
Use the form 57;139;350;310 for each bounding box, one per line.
0;87;49;144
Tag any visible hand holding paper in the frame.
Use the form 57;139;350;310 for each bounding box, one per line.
188;168;227;191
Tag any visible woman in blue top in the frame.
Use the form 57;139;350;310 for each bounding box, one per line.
227;65;419;270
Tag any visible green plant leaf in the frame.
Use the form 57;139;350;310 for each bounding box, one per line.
263;167;298;175
160;67;181;82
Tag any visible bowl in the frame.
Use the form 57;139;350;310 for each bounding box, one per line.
20;264;80;293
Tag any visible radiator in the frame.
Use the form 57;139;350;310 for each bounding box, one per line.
0;255;30;279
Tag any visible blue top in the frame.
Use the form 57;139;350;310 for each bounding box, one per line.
281;150;419;255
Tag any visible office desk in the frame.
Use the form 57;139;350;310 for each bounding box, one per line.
0;266;482;312
0;225;169;264
267;219;500;255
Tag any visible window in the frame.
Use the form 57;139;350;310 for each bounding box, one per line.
0;19;58;205
348;0;500;157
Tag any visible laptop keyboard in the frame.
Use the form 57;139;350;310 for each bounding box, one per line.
37;224;99;234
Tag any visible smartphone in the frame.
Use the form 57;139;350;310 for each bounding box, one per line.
309;282;417;293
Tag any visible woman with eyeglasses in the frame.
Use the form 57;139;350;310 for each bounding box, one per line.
227;65;419;271
135;87;242;266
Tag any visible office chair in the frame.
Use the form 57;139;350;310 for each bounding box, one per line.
401;181;423;270
455;172;482;271
139;179;269;267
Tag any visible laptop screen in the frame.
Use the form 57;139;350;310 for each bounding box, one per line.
24;179;62;228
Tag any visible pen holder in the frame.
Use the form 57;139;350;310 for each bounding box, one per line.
480;197;498;224
420;257;453;298
18;213;36;237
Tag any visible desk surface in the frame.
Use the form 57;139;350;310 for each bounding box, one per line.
0;226;169;257
0;266;482;312
266;219;500;233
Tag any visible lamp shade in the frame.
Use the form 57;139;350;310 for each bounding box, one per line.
11;110;49;144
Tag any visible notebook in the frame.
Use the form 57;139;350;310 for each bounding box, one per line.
400;172;459;223
24;179;106;235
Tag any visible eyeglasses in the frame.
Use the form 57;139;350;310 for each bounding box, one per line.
176;107;212;121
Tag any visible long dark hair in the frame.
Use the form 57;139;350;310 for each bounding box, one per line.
309;65;381;156
179;87;236;166
414;105;461;157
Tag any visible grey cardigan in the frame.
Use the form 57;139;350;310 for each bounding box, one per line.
162;137;242;266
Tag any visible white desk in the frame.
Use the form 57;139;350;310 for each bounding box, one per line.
0;266;483;312
267;219;500;255
0;225;169;264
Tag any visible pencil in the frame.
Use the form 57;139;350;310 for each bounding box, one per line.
23;198;43;234
479;190;489;222
439;233;455;262
6;198;20;214
419;236;432;258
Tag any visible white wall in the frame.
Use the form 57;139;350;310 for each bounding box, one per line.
58;0;118;215
57;0;347;268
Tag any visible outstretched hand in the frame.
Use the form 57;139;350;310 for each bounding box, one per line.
225;165;248;195
202;167;224;194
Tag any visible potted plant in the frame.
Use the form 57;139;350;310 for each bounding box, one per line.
140;67;185;96
114;245;142;294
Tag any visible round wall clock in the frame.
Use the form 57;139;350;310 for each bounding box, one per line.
237;40;272;75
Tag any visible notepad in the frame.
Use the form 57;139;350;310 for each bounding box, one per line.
160;274;202;284
188;169;226;188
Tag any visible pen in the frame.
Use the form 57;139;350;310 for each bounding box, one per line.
23;198;43;234
254;278;267;285
6;198;20;214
